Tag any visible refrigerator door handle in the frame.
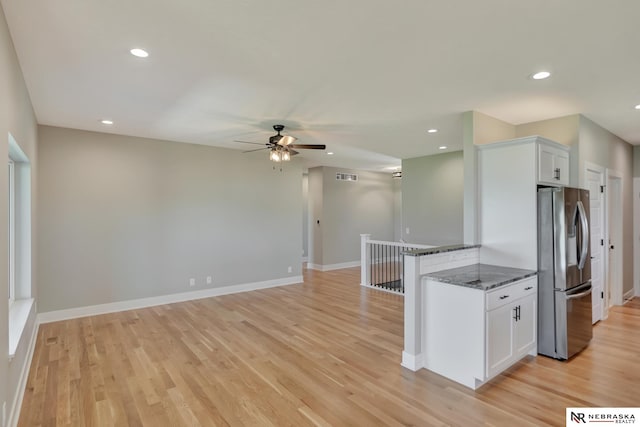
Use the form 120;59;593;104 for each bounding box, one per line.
566;286;592;301
577;200;589;270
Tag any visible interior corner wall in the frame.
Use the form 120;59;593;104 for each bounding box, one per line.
320;167;394;266
402;151;464;245
472;111;516;145
577;116;634;296
37;125;303;313
1;2;39;424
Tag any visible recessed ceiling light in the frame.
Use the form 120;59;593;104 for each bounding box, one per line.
130;48;149;58
101;119;114;125
427;129;438;133
439;146;447;150
531;71;551;80
327;152;334;155
635;104;640;110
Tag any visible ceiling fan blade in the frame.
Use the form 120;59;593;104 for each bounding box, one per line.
242;147;269;153
234;140;265;146
289;148;299;155
289;144;326;150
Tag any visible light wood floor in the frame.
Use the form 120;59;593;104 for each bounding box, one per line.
19;267;640;426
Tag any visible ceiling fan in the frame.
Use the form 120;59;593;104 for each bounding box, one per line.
235;124;326;162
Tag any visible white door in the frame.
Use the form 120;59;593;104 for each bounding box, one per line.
585;164;605;323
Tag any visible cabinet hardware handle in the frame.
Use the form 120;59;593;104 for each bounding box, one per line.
524;286;533;291
513;305;521;321
554;168;561;180
499;295;509;300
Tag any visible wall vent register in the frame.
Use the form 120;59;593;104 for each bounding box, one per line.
336;173;358;182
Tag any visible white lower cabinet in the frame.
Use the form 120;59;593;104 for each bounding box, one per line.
423;276;537;389
486;286;536;379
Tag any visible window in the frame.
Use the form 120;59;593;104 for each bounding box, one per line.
8;158;15;305
8;133;34;357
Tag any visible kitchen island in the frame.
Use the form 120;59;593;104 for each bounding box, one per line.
402;247;537;389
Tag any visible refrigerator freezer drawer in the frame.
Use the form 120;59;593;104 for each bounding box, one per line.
554;282;593;359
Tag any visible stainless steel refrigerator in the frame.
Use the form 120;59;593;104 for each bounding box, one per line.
537;187;593;360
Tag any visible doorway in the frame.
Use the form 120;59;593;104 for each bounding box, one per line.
584;163;605;323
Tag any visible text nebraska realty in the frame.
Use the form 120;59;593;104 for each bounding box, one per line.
572;412;636;423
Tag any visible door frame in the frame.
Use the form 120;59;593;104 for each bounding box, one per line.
584;161;605;323
605;169;623;309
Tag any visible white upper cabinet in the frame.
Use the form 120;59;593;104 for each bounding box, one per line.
537;142;570;186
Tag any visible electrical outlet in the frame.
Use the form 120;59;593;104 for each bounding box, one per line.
405;227;410;234
189;278;195;287
206;276;212;285
287;266;292;273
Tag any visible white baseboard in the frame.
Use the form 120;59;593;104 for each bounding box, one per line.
306;261;360;272
623;288;635;303
401;351;424;371
38;276;303;324
8;313;39;427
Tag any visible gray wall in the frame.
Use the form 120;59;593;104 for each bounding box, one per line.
308;166;394;267
37;126;303;312
402;151;464;245
0;2;39;422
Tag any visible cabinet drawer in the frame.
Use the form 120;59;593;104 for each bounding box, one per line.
486;277;537;311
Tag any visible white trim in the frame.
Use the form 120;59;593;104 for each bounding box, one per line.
8;312;39;427
306;261;360;272
475;135;568;152
8;298;34;357
360;283;404;295
623;288;635;302
367;239;435;249
302;256;308;262
401;351;424;371
38;276;303;324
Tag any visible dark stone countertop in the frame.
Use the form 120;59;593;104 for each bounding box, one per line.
424;263;537;291
403;244;480;257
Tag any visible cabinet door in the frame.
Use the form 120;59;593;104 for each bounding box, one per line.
554;150;569;186
538;143;569;186
538;144;557;184
486;304;515;378
514;294;537;356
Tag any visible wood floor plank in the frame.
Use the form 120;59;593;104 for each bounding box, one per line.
18;267;640;426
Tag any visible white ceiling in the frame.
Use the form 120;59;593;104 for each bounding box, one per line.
2;0;639;171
